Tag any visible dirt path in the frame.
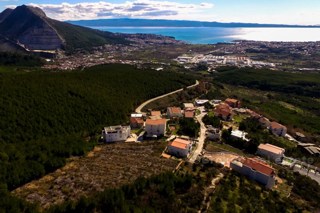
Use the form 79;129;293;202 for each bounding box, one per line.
135;80;199;113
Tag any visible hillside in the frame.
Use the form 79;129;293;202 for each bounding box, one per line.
0;5;129;53
0;64;194;190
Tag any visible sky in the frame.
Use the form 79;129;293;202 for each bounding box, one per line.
1;0;320;25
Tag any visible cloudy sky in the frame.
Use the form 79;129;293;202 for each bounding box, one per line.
2;0;320;25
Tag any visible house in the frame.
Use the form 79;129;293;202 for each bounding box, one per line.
230;157;276;188
145;119;167;137
298;143;320;156
206;126;221;141
102;125;131;142
168;138;192;158
225;98;241;108
257;143;285;163
269;122;287;137
215;103;232;121
167;107;182;118
130;113;144;129
231;130;250;141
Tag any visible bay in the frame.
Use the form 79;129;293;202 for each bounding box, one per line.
89;26;320;44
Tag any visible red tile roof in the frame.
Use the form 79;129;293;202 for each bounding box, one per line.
169;138;190;149
146;119;167;125
168;107;182;114
241;158;275;176
184;111;194;118
215;103;232;116
130;117;144;124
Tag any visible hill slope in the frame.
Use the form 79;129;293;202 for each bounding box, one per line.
0;5;129;53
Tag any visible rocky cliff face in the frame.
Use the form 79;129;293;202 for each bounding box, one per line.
0;5;64;51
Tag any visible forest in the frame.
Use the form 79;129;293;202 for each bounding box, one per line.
0;64;194;210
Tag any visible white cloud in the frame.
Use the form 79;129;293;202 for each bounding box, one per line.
15;0;214;21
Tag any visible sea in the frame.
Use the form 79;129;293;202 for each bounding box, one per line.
89;26;320;44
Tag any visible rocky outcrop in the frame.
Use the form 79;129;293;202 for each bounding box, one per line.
0;5;63;51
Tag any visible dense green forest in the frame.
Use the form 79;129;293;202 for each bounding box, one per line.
0;52;43;67
212;68;320;140
215;67;320;98
0;64;194;209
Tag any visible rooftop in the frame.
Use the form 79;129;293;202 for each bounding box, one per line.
151;111;161;116
145;119;167;125
258;143;285;155
104;125;130;133
225;98;239;103
169;138;191;150
183;103;195;108
270;121;286;129
235;157;275;176
131;113;143;118
184;111;194;118
167;107;182;114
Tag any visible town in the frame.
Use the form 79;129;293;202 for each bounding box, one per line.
100;84;320;189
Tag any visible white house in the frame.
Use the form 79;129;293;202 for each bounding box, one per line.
231;130;250;141
145;119;167;137
102;125;131;142
257;143;285;163
230;157;276;189
269;122;287;137
167;138;192;158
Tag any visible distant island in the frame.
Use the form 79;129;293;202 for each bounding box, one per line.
68;18;320;28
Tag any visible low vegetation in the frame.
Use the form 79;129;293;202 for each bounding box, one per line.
208;171;318;213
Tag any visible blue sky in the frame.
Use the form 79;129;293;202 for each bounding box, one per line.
2;0;320;24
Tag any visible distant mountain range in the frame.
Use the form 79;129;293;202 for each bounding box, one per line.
0;5;129;53
68;18;319;28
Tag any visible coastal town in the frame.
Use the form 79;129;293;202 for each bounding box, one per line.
100;82;320;188
42;40;320;71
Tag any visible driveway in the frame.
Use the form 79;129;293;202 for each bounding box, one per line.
189;106;207;163
135;80;199;113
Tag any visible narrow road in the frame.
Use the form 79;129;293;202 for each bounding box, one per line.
135;80;199;113
189;106;207;163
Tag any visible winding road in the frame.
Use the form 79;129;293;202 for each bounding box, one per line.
135;80;199;113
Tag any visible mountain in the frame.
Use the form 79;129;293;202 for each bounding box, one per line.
0;5;129;53
68;18;319;28
0;8;13;23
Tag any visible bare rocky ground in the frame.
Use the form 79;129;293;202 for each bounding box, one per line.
13;142;178;209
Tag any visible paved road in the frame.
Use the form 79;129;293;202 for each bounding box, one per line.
189;107;207;163
135;80;199;113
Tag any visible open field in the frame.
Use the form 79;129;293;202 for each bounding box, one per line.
13;142;177;209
